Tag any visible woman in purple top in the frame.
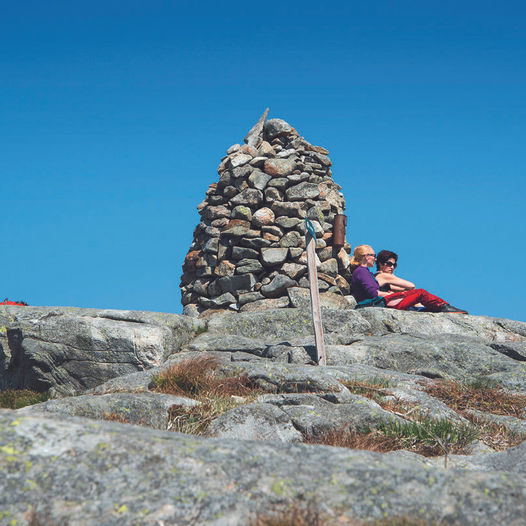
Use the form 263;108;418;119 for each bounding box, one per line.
349;245;467;313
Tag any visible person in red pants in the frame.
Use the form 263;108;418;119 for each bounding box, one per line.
350;245;468;313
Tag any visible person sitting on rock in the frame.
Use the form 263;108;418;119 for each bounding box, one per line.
349;245;468;313
375;250;416;293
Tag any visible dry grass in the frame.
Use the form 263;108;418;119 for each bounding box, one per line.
305;428;402;453
151;356;256;398
344;378;526;452
152;356;262;435
252;500;329;526
343;379;394;402
168;396;244;435
462;413;525;451
101;412;129;424
252;501;441;526
306;418;478;457
423;379;526;417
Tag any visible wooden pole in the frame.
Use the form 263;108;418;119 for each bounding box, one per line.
305;218;327;366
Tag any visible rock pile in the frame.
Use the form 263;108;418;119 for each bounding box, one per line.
180;110;352;316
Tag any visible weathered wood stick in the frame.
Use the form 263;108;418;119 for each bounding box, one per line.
305;218;327;366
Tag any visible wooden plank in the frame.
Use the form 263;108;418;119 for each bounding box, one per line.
305;220;327;366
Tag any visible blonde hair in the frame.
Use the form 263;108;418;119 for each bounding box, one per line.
349;245;373;272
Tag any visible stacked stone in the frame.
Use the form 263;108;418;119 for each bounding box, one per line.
181;111;352;317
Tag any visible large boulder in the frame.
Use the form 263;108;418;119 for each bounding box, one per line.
18;392;199;429
0;306;202;395
1;410;525;525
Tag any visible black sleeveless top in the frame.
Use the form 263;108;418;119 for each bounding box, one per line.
375;272;391;292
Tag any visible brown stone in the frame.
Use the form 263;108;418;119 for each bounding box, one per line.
317;272;337;286
201;205;230;220
214;260;236;278
334;275;351;294
258;141;275;156
263;158;296;177
263;232;280;242
183;250;201;272
252;207;275;228
239;144;259;157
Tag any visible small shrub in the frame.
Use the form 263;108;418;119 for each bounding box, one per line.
0;389;50;409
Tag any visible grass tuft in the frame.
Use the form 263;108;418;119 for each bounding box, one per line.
0;389;50;409
304;428;400;453
462;413;525;451
152;356;261;435
306;418;478;457
252;500;442;526
377;418;479;455
251;500;329;526
423;379;526;418
151;356;256;398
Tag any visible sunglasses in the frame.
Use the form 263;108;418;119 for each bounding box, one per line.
382;261;397;268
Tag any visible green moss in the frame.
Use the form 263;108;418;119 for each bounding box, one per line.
0;390;50;409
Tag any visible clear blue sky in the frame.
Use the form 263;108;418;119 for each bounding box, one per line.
1;1;525;321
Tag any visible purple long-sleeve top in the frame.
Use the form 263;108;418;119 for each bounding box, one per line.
351;266;380;302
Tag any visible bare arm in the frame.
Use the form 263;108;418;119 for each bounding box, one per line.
376;272;415;290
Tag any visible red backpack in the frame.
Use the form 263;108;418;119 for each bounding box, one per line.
0;298;28;306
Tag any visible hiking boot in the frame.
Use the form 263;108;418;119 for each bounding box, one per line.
439;304;468;314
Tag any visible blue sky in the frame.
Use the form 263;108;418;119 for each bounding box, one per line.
1;1;525;321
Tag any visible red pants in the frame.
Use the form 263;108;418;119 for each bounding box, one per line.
385;289;447;312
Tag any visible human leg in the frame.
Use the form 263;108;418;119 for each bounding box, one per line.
385;289;447;312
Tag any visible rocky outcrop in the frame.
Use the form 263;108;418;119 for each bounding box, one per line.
2;305;526;525
180;111;352;317
0;306;203;395
1;410;525;525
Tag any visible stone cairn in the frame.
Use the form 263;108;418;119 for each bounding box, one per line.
181;110;352;317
